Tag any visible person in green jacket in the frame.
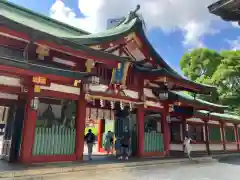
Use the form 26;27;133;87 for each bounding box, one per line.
103;130;114;155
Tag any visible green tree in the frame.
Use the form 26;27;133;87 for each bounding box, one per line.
179;48;222;102
180;48;222;84
212;50;240;113
179;48;240;115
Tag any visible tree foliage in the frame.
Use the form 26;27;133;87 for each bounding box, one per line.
180;48;240;115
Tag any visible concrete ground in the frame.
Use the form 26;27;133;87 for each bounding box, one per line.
16;156;240;180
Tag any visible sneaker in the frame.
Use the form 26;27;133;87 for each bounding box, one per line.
118;156;123;160
125;156;128;160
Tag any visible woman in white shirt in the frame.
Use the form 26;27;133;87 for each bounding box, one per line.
183;135;193;160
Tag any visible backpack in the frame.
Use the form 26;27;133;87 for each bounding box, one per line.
87;133;95;142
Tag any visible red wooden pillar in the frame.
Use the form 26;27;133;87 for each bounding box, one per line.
75;90;87;160
136;106;144;157
20;84;37;163
234;124;239;151
220;122;226;151
162;103;170;156
97;119;105;152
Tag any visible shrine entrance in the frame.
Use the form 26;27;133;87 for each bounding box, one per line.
1;97;26;162
84;101;137;158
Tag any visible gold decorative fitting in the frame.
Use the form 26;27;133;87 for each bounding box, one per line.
85;59;95;72
124;32;135;42
36;45;49;56
34;85;41;93
74;80;81;87
85;94;93;102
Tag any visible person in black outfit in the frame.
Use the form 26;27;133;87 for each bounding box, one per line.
84;129;95;160
119;128;131;160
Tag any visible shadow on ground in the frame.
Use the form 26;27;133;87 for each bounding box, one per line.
217;154;240;165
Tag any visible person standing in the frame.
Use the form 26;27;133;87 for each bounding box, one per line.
84;129;95;160
183;135;193;160
119;128;131;160
103;130;114;156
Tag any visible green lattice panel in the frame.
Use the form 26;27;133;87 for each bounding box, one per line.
32;126;76;156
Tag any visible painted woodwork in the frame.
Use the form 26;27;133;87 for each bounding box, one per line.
0;3;239;164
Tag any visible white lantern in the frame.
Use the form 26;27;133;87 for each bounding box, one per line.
159;92;168;100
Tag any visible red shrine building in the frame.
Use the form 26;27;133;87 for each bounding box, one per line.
0;1;239;164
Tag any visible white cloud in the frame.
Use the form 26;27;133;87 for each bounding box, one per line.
228;37;240;51
50;0;221;48
232;22;240;28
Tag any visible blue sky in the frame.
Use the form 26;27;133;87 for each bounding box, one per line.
8;0;239;73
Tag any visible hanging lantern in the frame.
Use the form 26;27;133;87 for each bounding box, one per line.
159;92;168;100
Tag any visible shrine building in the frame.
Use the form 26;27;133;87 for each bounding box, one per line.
208;0;240;25
0;1;239;164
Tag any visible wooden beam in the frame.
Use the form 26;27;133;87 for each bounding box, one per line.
0;27;119;68
0;35;27;48
0;65;74;84
0;98;17;106
0;84;21;94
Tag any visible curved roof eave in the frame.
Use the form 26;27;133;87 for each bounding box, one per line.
1;16;132;63
134;65;216;93
196;110;240;122
62;18;140;45
170;91;228;111
0;1;89;36
0;56;94;79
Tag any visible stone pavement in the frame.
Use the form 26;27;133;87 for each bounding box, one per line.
0;156;216;179
36;157;240;180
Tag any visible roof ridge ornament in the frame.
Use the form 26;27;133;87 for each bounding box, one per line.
123;4;141;24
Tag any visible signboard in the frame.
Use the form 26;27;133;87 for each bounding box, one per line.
173;106;193;116
32;76;47;85
107;18;124;29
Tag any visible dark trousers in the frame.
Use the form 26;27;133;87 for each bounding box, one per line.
121;145;129;157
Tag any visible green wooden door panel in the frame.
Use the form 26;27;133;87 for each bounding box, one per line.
209;126;221;141
225;127;235;142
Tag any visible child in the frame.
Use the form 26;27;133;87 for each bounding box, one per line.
114;137;121;158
